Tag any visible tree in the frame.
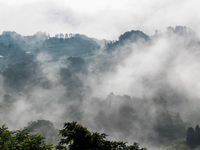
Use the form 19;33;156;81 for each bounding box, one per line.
25;120;59;144
186;125;200;148
0;125;53;150
2;61;42;92
195;125;200;146
56;121;147;150
173;113;186;139
186;127;195;148
67;57;86;71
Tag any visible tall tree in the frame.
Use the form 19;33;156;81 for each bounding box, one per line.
195;125;200;146
186;127;195;148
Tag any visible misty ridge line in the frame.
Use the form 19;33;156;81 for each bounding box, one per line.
0;26;200;149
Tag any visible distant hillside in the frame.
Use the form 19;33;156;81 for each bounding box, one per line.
0;43;34;67
105;30;150;51
0;31;101;64
0;31;48;51
40;34;100;58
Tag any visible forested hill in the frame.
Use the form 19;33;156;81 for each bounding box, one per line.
0;31;100;63
42;34;100;58
1;26;200;149
105;30;150;51
0;43;34;67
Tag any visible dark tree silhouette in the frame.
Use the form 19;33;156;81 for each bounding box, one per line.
56;121;147;150
186;127;195;148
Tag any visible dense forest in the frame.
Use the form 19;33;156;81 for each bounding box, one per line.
0;26;200;149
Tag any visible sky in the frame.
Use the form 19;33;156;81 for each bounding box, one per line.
0;0;200;40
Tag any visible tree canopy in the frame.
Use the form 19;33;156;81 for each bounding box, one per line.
0;125;53;150
56;121;147;150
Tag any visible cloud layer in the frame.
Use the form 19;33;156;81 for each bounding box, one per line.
0;0;200;39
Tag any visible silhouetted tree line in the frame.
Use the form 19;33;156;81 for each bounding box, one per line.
56;121;147;150
186;125;200;148
0;121;147;150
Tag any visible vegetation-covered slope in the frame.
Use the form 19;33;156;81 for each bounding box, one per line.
0;26;200;149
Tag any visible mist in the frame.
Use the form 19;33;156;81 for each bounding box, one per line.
1;1;200;148
0;26;199;149
1;0;200;40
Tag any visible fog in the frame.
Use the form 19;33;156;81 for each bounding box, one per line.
1;0;200;39
1;1;200;148
0;26;200;149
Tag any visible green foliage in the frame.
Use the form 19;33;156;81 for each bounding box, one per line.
56;121;147;150
0;29;199;149
0;124;53;150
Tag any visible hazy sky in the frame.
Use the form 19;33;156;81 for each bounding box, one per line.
0;0;200;40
